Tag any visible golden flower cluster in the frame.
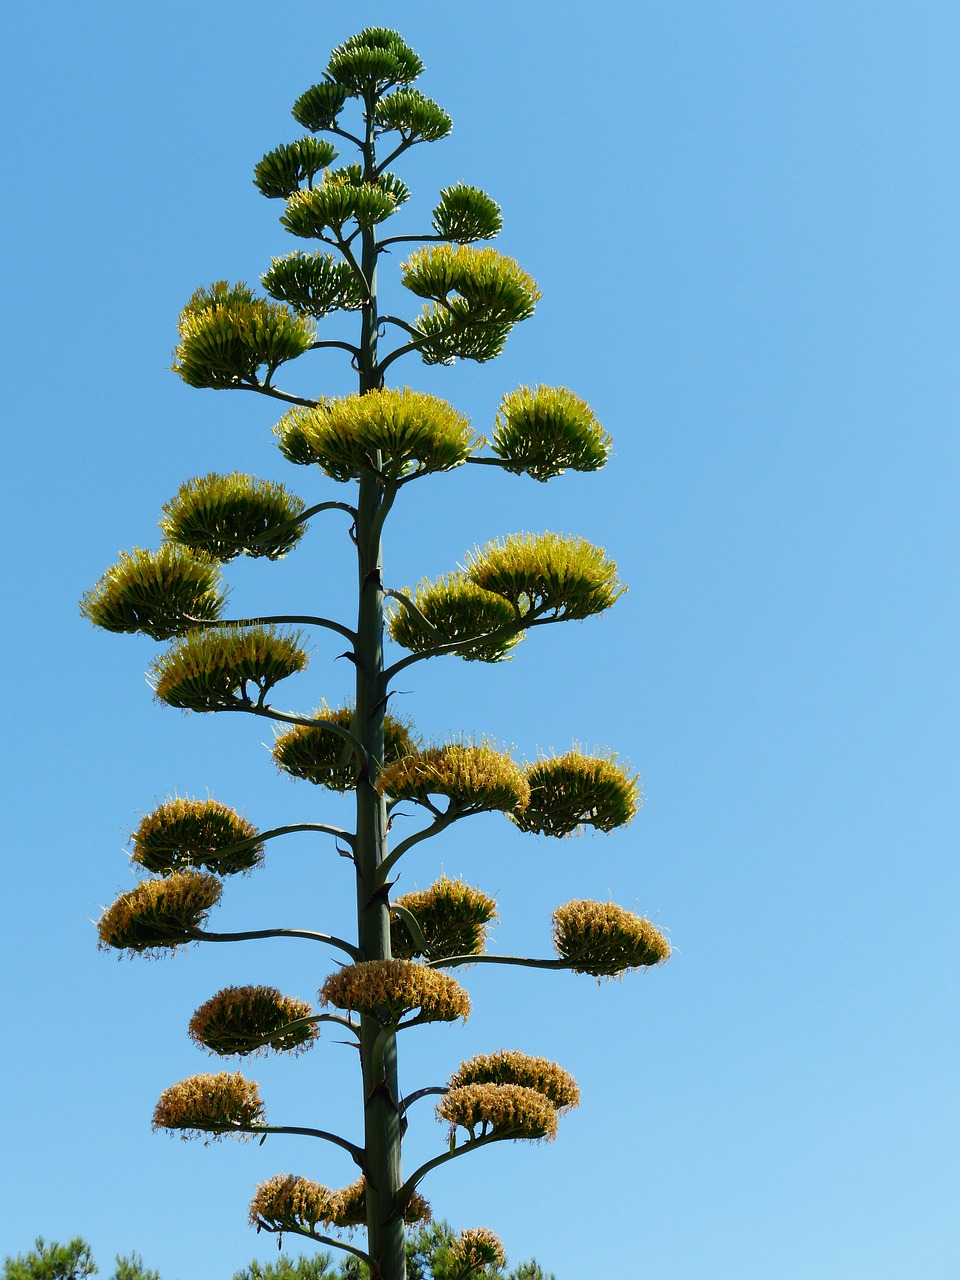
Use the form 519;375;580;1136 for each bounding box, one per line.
552;899;670;977
97;870;221;954
319;960;470;1025
448;1227;507;1276
272;705;415;791
448;1050;579;1113
437;1083;558;1143
513;751;641;837
131;797;262;876
152;1071;264;1139
188;985;317;1057
378;743;529;814
390;877;497;961
249;1173;430;1235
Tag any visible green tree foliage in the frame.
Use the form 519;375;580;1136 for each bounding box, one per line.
2;1242;158;1280
84;26;668;1280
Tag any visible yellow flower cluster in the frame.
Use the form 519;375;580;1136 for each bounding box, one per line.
275;388;476;482
188;985;317;1057
465;531;624;622
97;870;222;954
319;960;470;1025
448;1050;579;1113
438;1083;558;1142
513;751;641;837
272;705;414;791
378;743;529;813
152;1071;264;1138
552;900;671;977
492;385;612;482
448;1227;507;1275
391;877;497;961
249;1173;430;1235
150;626;308;712
131;797;262;876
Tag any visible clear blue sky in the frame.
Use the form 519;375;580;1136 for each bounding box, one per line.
3;2;959;1277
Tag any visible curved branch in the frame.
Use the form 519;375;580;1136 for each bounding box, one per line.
232;381;321;409
378;234;448;250
309;339;363;359
254;1223;372;1267
390;904;427;953
375;136;417;175
398;1085;446;1116
196;612;357;646
384;606;553;683
429;953;570;972
376;337;426;379
255;822;356;850
245;706;367;762
375;808;463;887
249;1123;365;1168
397;1133;503;1202
463;456;515;469
191;925;361;959
379;314;420;338
248;500;358;551
198;1012;360;1055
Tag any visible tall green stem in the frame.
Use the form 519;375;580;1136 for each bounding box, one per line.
352;89;406;1280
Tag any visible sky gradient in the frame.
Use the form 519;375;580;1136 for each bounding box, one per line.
2;3;959;1278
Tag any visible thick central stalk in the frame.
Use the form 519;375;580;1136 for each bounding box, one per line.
353;94;407;1280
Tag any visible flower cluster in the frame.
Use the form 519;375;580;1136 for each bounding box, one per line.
160;472;306;562
80;546;224;640
448;1050;579;1113
319;960;470;1025
153;1071;264;1138
387;574;523;663
275;388;476;482
249;1173;430;1236
131;797;262;876
97;871;221;954
391;878;497;961
189;986;317;1057
512;751;641;837
491;385;612;481
553;900;671;977
437;1083;558;1143
272;705;414;791
465;532;624;622
150;626;307;712
378;743;529;814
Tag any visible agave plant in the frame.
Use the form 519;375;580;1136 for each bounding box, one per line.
84;27;669;1280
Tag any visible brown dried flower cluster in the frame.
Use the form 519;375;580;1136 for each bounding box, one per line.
188;985;317;1056
131;797;262;876
552;899;670;977
437;1083;558;1142
97;870;221;954
448;1049;579;1113
249;1173;430;1235
152;1071;264;1138
378;743;529;813
319;960;470;1025
390;877;498;961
